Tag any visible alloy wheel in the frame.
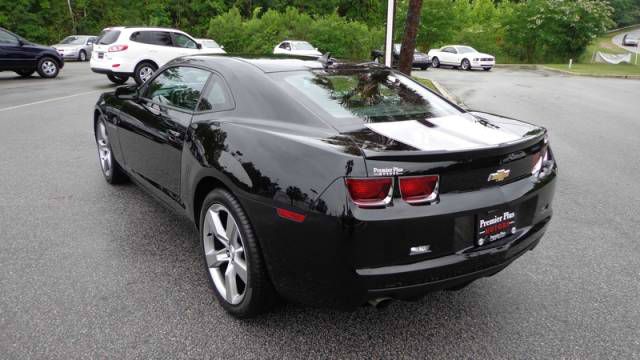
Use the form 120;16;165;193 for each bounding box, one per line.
138;66;154;83
96;121;112;177
203;203;248;305
41;60;57;76
80;51;87;61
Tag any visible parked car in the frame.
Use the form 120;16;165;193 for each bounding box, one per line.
0;27;64;78
93;55;557;318
428;45;495;71
51;35;97;61
273;40;322;57
622;34;639;46
196;38;226;54
371;43;431;70
90;26;203;85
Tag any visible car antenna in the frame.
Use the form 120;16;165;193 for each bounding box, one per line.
318;52;334;68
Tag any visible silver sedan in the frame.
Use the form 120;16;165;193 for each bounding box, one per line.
51;35;97;61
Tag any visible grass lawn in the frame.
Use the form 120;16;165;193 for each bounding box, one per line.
413;77;441;94
545;63;640;76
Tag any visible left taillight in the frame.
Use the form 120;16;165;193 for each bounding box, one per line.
108;44;128;52
345;178;393;208
399;175;439;204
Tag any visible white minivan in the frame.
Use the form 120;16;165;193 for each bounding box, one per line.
90;27;203;84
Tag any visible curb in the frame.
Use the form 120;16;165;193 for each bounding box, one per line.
541;66;640;79
493;64;543;70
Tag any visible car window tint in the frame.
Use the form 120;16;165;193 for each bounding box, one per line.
173;33;197;49
0;30;19;45
144;67;210;111
275;69;461;127
198;74;233;112
132;31;172;46
279;42;289;49
97;30;120;45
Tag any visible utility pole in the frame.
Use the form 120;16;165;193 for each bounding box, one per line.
398;0;423;75
384;0;396;67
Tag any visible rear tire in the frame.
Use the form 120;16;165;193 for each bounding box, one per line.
431;57;440;68
133;61;157;85
199;189;277;318
36;57;60;78
95;116;128;184
15;69;35;77
107;73;129;85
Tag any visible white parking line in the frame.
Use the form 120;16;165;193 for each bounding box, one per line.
0;90;102;113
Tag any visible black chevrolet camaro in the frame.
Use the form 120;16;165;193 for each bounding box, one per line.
93;54;557;318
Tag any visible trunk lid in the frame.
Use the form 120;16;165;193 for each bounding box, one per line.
343;111;546;192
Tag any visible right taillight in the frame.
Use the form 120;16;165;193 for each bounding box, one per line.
532;140;554;179
345;178;393;208
399;175;439;204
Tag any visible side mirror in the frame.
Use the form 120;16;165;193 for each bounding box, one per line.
115;85;139;100
197;43;202;49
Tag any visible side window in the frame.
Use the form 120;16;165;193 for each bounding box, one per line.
198;74;234;112
0;30;19;45
279;42;290;50
87;37;96;45
132;31;172;46
143;67;211;111
173;33;197;49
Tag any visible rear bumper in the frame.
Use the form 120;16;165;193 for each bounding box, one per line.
91;67;132;76
361;216;548;300
243;170;557;309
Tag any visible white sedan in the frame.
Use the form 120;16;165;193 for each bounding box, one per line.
273;40;322;58
428;45;495;71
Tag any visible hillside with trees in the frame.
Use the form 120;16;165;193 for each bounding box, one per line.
0;0;636;62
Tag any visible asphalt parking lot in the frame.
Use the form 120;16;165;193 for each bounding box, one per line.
1;62;639;359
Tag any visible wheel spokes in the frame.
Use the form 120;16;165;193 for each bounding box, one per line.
206;248;229;268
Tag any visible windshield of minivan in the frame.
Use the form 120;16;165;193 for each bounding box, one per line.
274;69;461;127
61;36;86;45
97;30;120;45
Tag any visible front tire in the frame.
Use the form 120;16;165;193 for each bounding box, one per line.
133;61;157;85
79;50;87;62
107;73;129;85
36;57;59;78
200;189;277;318
95;117;128;184
431;57;440;68
461;59;471;71
483;67;492;71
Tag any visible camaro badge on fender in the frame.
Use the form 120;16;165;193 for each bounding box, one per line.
488;169;511;182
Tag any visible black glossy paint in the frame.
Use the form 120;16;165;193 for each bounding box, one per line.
0;27;64;73
94;55;557;308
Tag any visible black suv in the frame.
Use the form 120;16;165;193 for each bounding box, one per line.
0;27;64;78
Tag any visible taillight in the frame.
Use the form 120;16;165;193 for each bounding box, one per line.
399;175;439;204
532;146;549;175
346;178;393;208
108;44;128;52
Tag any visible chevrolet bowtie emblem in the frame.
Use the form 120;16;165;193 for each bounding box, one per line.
488;169;511;182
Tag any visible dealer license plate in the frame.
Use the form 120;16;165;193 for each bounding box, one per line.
477;209;517;246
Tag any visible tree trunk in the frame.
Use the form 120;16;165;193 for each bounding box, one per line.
398;0;423;75
67;0;76;34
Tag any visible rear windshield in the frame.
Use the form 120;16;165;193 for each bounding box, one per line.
273;69;461;127
97;30;120;45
